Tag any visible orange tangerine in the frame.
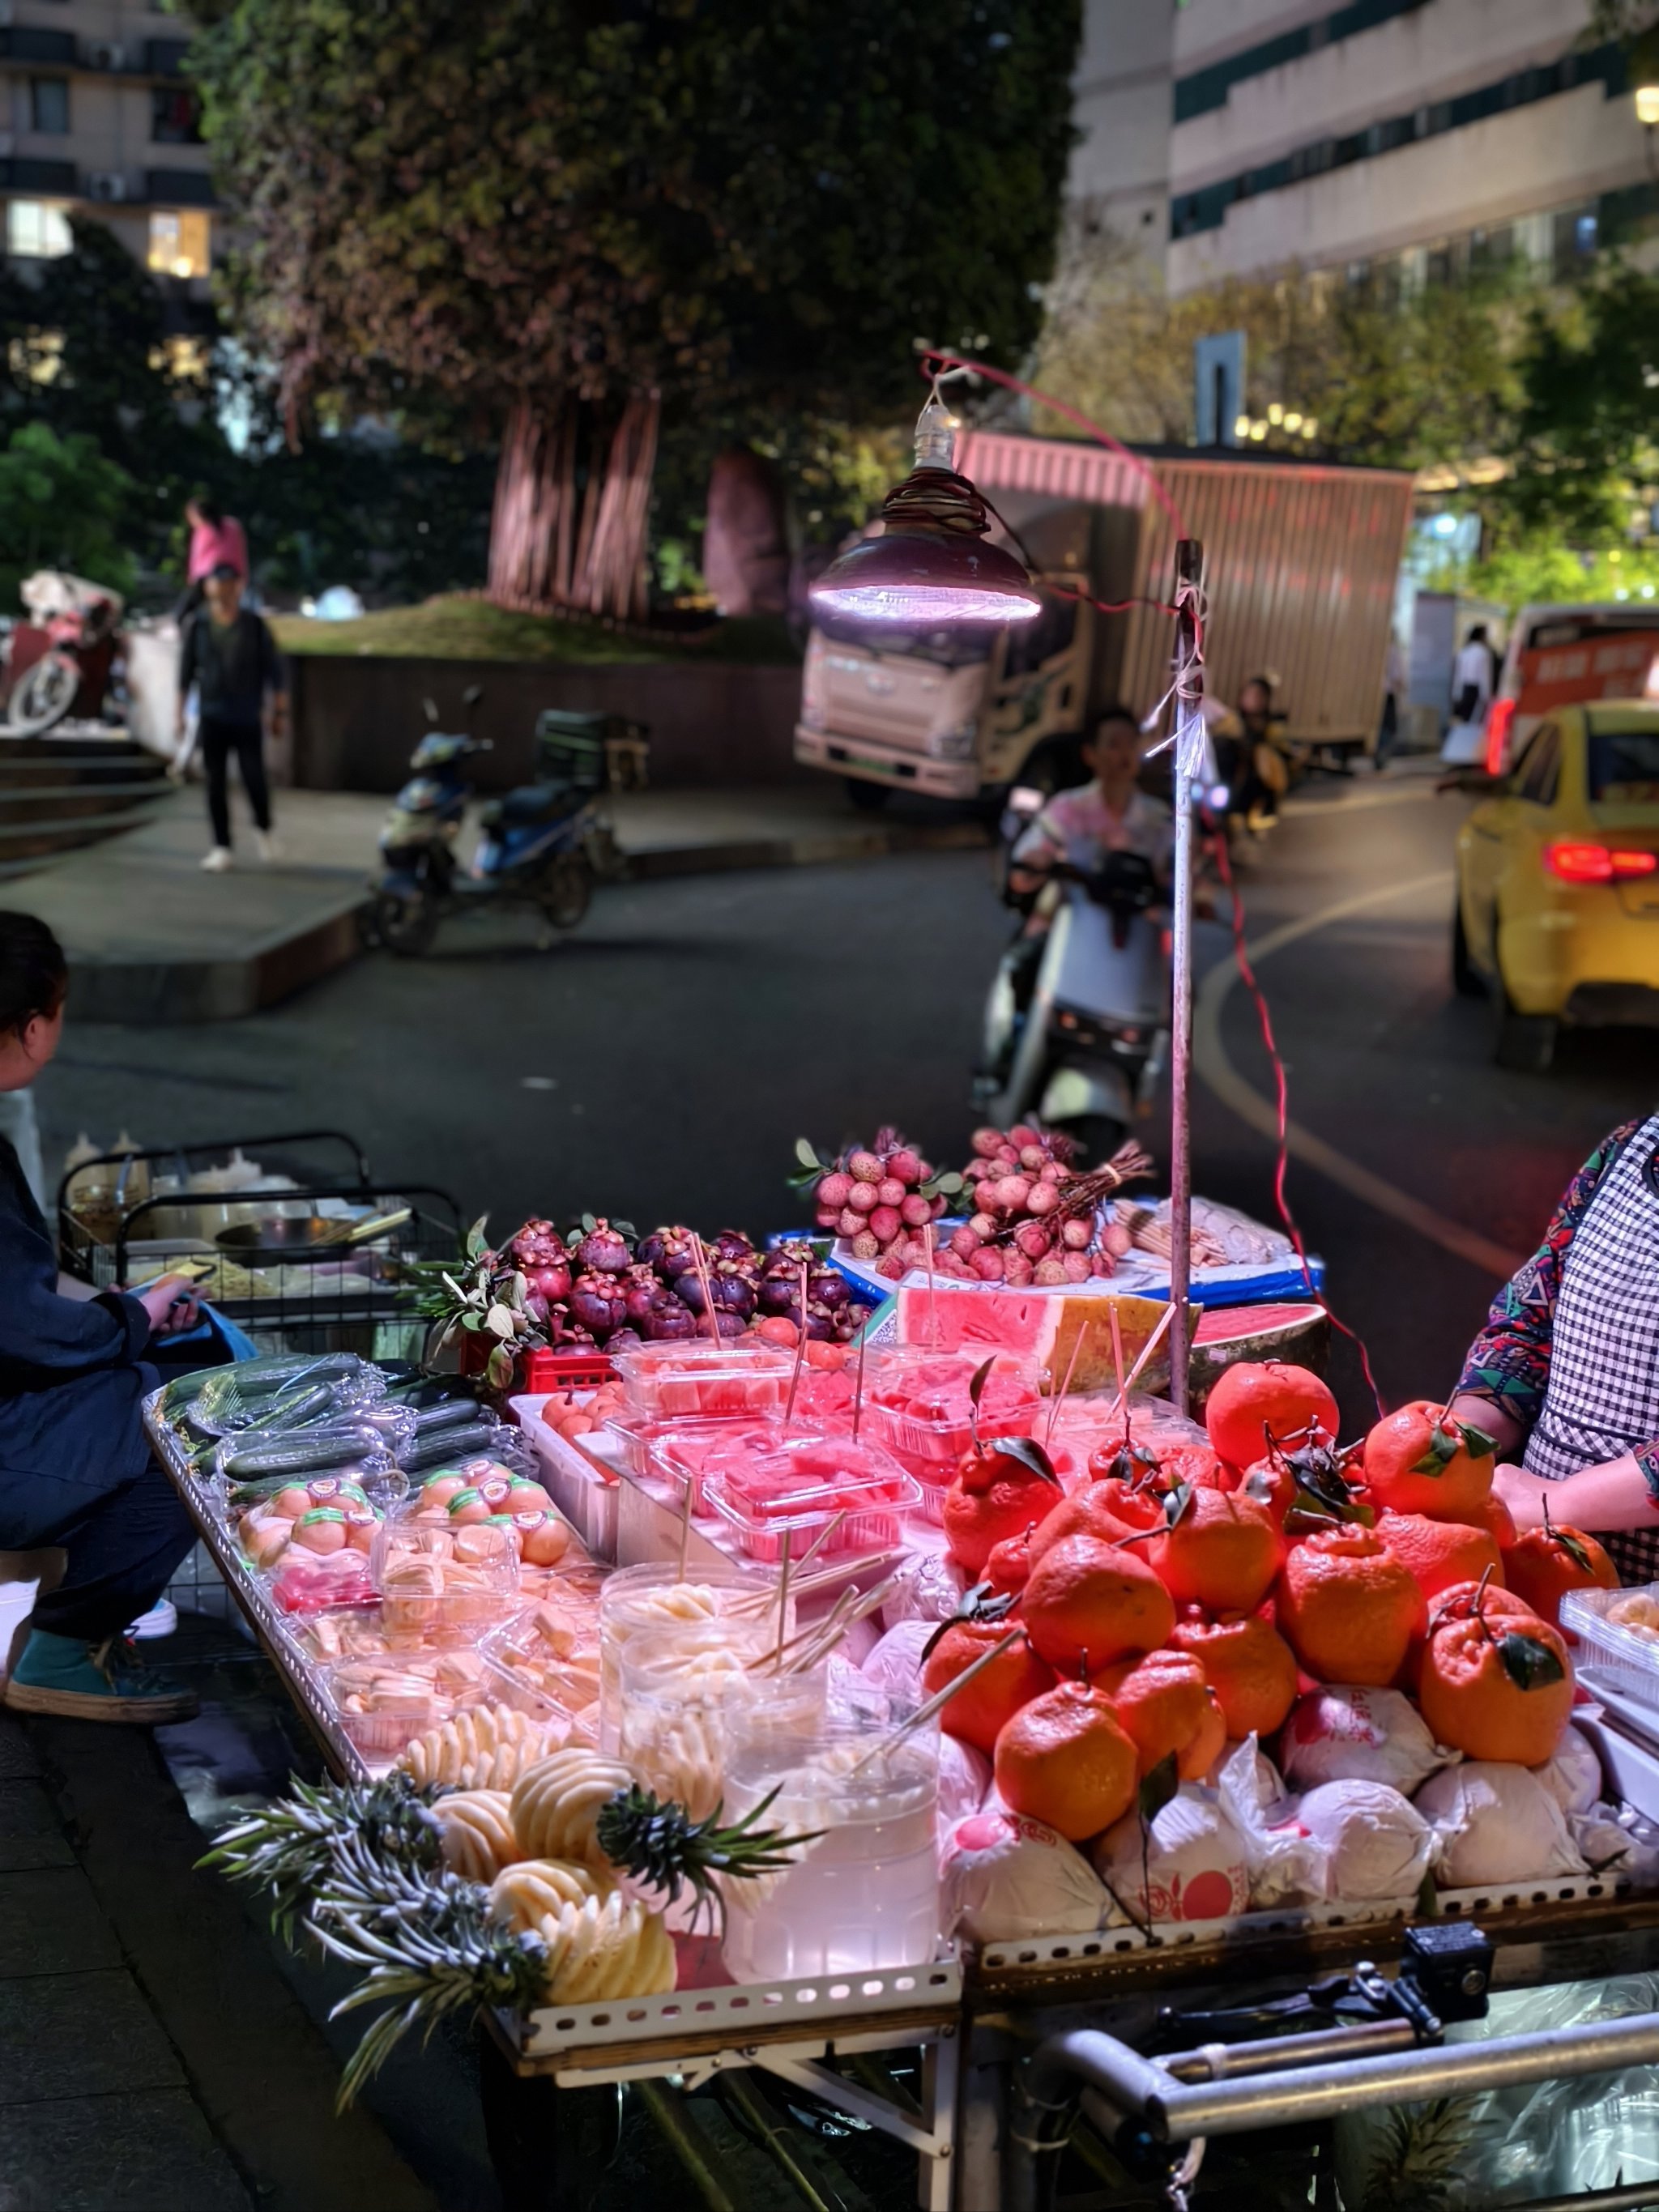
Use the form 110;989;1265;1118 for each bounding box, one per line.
1276;1527;1426;1688
993;1681;1139;1842
1021;1535;1176;1677
1168;1610;1299;1739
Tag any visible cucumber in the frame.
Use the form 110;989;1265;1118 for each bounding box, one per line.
412;1399;481;1435
401;1421;501;1471
223;1433;379;1479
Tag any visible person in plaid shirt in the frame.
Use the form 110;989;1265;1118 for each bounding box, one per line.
1452;1116;1659;1582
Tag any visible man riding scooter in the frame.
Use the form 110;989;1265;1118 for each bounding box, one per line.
978;705;1173;1157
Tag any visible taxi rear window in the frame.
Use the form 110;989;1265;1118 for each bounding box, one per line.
1589;728;1659;803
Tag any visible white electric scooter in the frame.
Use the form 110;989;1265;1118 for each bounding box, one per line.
976;791;1170;1160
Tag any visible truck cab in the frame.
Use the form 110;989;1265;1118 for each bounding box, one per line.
795;585;1090;803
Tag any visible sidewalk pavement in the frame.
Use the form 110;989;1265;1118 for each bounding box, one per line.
15;781;988;1023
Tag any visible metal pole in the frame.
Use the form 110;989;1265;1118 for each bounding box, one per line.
1166;538;1203;1415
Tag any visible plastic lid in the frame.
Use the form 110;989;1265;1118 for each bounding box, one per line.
702;1428;920;1531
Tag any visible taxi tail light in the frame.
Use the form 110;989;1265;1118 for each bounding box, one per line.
1543;842;1659;884
1484;696;1516;775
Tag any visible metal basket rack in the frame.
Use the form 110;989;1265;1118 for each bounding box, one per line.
58;1128;461;1361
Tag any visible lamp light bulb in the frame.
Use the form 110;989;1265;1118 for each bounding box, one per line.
1637;83;1659;125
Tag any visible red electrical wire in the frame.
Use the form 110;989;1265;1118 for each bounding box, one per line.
1209;828;1387;1420
918;350;1190;541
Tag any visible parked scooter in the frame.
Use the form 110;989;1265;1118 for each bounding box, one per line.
369;695;637;956
975;786;1169;1159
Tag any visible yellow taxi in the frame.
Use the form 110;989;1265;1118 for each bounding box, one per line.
1454;700;1659;1070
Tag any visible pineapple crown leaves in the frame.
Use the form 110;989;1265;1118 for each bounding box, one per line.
594;1783;820;1934
198;1772;444;1946
920;1579;1020;1664
1409;1414;1497;1477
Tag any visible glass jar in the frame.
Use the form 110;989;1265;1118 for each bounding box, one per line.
596;1559;783;1751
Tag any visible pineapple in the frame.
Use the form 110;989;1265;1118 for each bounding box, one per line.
430;1791;520;1882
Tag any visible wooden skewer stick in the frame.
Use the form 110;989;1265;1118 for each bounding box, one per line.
1109;1302;1127;1407
783;1261;810;1430
923;1220;938;1347
727;1555;890;1615
849;1626;1026;1775
689;1231;719;1343
774;1528;794;1670
792;1507;848;1578
676;1463;694;1579
1106;1302;1176;1421
784;1571;909;1675
852;1322;869;1444
1044;1322;1088;1451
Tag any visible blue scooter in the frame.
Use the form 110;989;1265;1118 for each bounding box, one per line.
369;696;638;956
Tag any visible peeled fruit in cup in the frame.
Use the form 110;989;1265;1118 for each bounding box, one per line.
1168;1611;1299;1739
993;1680;1140;1842
1375;1509;1504;1603
942;1438;1063;1578
1362;1401;1495;1523
1021;1535;1175;1675
1205;1362;1338;1473
1276;1527;1427;1688
920;1621;1056;1758
1417;1583;1573;1766
1098;1650;1226;1780
1502;1513;1617;1630
1147;1486;1284;1613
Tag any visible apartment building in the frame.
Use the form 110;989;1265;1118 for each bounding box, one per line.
1;0;214;324
1069;0;1654;296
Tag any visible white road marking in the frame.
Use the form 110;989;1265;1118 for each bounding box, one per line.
1282;781;1446;816
1193;869;1528;1282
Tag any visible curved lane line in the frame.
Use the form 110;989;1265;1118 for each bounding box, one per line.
1193;869;1527;1283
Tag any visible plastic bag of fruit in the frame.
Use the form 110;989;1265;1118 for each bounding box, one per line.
1533;1724;1603;1817
880;1550;970;1628
1092;1784;1251;1926
941;1806;1109;1941
1414;1761;1587;1886
862;1619;936;1703
1280;1685;1457;1797
1218;1741;1436;1904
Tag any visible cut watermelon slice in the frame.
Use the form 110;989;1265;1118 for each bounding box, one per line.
1190;1302;1331;1406
893;1285;1181;1396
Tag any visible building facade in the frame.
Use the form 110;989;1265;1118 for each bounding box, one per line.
1069;0;1653;297
1;0;213;317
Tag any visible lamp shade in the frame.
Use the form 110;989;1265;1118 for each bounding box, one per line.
809;507;1043;624
809;393;1043;625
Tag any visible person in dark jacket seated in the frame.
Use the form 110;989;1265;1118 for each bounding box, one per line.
0;914;205;1722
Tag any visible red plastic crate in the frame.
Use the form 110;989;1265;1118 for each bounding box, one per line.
515;1346;615;1394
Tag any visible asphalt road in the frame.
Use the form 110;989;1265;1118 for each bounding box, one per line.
33;765;1657;1430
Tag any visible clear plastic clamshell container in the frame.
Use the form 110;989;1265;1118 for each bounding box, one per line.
480;1581;605;1729
370;1511;522;1648
608;1338;794;1421
700;1427;922;1564
863;1346;1045;1480
318;1646;494;1762
1563;1583;1659;1706
619;1414;767;1513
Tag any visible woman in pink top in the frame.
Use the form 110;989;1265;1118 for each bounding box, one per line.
186;497;248;586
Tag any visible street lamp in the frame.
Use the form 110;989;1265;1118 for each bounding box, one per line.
1634;26;1659;168
808;384;1043;625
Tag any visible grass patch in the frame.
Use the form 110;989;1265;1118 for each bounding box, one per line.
270;594;800;666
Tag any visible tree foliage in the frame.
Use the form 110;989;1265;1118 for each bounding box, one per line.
0;421;136;607
1505;266;1659;539
187;0;1080;603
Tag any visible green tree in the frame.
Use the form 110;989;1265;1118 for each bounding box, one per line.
1505;266;1659;540
187;0;1080;619
0;421;136;609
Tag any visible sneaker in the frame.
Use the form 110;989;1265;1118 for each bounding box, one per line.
201;845;233;872
253;829;282;863
3;1629;198;1724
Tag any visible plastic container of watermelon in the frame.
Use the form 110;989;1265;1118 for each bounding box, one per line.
701;1429;921;1564
864;1346;1045;1488
609;1339;794;1421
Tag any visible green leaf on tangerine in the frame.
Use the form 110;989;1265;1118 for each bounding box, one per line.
1554;1525;1597;1575
987;1435;1061;1488
1138;1750;1179;1825
1497;1632;1567;1692
1408;1420;1461;1477
1456;1419;1497;1460
1163;1479;1194;1530
968;1356;998;1411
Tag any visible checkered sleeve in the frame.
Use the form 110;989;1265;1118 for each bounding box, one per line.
1455;1120;1644;1426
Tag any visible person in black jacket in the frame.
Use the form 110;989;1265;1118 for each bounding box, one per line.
0;915;205;1722
177;563;288;873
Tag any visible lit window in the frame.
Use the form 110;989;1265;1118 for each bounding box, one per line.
147;209;211;279
6;200;73;258
30;78;70;134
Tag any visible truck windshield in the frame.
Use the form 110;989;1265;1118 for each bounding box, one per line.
1588;725;1659;803
812;609;995;669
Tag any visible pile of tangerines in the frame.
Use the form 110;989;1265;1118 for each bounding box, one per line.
922;1361;1614;1852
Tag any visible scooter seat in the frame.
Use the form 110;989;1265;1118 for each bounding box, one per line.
479;782;583;829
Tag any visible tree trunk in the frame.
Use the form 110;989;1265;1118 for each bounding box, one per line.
702;445;791;616
488;393;659;623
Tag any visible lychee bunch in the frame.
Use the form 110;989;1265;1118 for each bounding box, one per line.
946;1123;1127;1289
793;1127;964;1280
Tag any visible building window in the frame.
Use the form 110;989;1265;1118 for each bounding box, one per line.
29;78;70;134
151;87;202;145
147;209;211;279
6;199;73;258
